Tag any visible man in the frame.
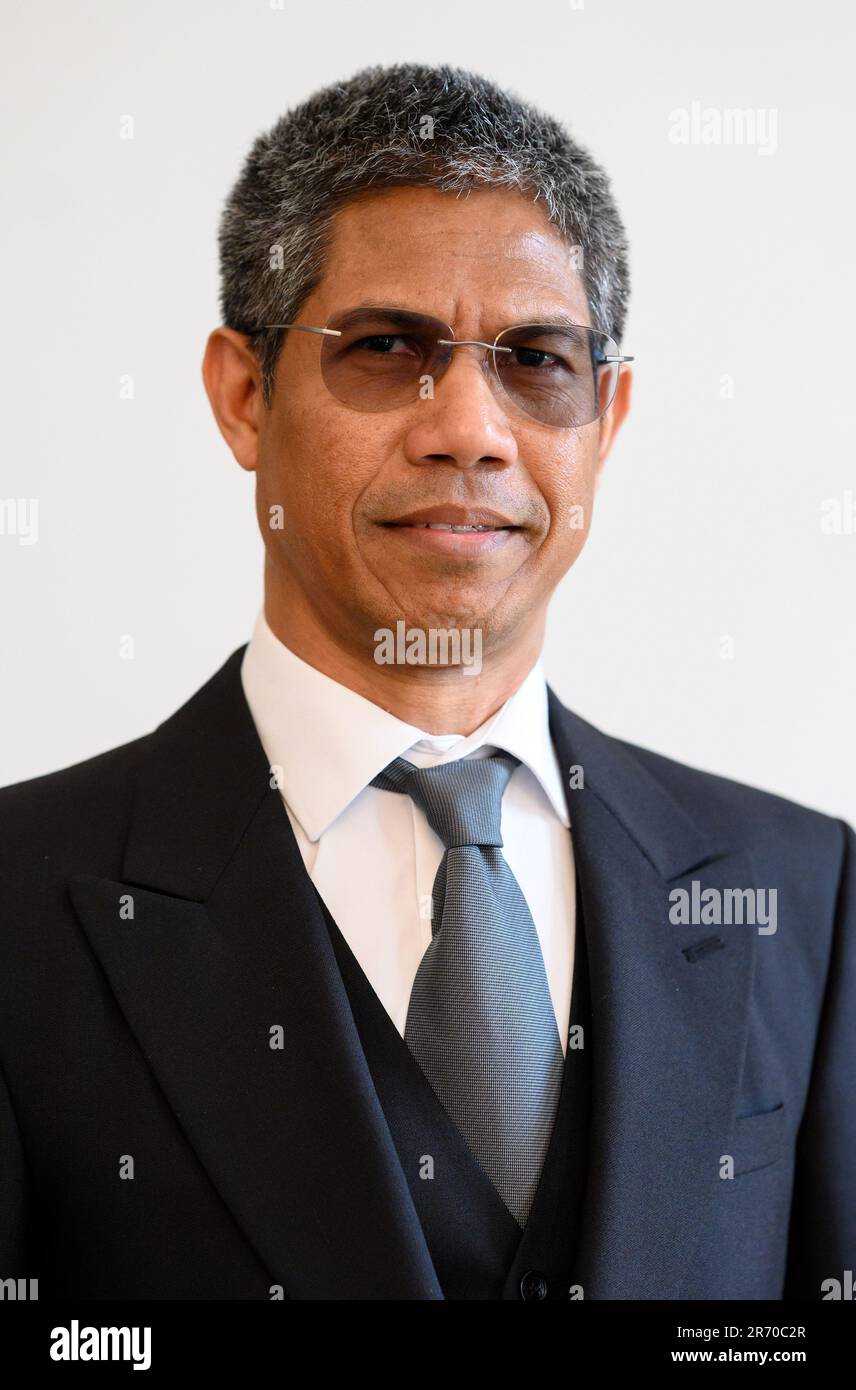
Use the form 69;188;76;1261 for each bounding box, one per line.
1;63;853;1302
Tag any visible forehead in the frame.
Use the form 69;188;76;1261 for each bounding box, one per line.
311;185;592;327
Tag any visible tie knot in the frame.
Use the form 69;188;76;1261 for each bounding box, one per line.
370;751;520;849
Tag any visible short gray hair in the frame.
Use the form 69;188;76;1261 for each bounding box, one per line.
218;63;630;408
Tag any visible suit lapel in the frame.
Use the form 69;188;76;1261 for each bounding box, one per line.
69;646;443;1300
548;691;757;1298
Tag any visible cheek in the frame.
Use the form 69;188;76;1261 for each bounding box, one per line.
258;402;386;559
537;438;599;543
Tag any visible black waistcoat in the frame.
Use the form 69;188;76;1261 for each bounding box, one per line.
314;880;593;1300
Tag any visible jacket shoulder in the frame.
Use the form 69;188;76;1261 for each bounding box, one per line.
606;726;848;862
0;647;247;867
0;732;154;877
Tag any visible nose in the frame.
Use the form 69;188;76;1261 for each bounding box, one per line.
402;345;520;472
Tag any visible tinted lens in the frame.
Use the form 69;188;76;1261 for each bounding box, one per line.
318;308;450;412
493;324;620;426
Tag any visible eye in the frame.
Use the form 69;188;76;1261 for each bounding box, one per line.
512;346;559;369
509;345;574;374
352;334;417;356
500;327;588;375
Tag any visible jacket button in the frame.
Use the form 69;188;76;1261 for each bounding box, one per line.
519;1269;549;1300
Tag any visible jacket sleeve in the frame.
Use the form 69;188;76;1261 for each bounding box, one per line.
0;1055;29;1275
784;818;856;1298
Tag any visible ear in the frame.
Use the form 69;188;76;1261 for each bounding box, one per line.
201;328;265;473
594;365;633;487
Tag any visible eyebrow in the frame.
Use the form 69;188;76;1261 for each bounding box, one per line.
331;302;594;333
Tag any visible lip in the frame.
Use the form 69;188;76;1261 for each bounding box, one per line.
378;505;522;556
382;505;519;529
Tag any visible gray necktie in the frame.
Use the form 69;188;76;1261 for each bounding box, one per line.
370;750;564;1227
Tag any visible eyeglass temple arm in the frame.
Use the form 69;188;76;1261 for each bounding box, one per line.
260;323;342;336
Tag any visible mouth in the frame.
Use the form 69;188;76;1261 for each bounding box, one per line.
393;522;504;532
379;506;523;554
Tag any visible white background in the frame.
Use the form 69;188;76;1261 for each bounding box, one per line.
2;0;854;823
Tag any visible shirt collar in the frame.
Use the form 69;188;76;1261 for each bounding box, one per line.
240;606;570;841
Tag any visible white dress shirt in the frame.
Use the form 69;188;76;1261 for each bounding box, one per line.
240;608;577;1054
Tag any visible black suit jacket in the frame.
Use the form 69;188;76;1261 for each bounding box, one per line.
0;646;853;1299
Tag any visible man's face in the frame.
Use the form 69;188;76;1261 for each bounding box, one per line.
247;185;630;661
